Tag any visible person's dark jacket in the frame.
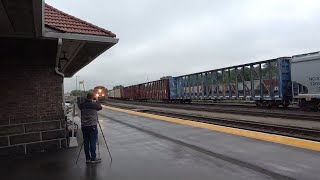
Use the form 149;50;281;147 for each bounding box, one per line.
79;99;102;126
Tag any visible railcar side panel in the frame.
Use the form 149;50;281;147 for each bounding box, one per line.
138;79;169;101
113;88;123;98
291;52;320;110
169;78;177;100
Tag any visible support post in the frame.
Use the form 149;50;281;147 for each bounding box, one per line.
268;61;273;98
250;65;254;98
242;66;246;98
235;68;239;98
259;64;263;98
228;69;232;98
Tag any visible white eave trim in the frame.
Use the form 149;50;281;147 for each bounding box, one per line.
43;31;119;44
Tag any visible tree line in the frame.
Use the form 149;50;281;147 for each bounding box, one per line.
70;89;93;96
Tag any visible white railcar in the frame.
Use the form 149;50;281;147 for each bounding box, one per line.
291;52;320;110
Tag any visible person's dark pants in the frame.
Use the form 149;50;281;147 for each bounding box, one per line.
81;125;98;160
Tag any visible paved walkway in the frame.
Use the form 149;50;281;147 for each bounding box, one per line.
1;108;320;180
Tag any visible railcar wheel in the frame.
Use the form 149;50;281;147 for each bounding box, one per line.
267;101;274;108
281;100;291;108
281;103;289;108
310;103;319;112
261;101;267;108
255;101;262;107
265;101;279;108
311;107;318;112
273;103;279;108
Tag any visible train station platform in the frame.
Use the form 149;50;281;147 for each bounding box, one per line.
2;107;320;180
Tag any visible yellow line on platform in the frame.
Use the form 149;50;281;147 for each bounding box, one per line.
102;105;320;151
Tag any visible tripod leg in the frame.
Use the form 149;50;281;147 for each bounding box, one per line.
97;121;113;162
97;137;101;159
76;142;83;164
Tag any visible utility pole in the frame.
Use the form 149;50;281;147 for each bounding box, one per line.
75;76;80;91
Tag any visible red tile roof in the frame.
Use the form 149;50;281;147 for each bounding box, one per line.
44;4;116;37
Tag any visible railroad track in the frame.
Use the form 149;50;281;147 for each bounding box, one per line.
103;102;320;142
108;98;301;111
106;99;320;121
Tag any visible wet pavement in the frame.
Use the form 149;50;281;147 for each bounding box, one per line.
1;108;320;180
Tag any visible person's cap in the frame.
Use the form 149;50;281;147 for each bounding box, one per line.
87;92;94;99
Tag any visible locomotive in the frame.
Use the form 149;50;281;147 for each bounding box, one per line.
93;86;107;101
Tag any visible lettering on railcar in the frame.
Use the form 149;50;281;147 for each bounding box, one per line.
309;76;320;81
309;76;320;90
310;82;320;86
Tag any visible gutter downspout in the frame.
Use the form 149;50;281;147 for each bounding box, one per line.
55;38;66;116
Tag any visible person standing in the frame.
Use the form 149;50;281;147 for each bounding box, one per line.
79;92;102;163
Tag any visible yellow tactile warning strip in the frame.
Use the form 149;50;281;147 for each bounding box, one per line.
102;105;320;151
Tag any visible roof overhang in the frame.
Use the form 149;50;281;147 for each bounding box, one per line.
43;30;118;77
42;29;119;77
0;0;118;78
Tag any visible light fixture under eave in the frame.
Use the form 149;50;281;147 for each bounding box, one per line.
59;51;69;69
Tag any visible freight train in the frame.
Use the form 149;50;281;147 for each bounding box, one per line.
109;52;320;111
93;86;107;101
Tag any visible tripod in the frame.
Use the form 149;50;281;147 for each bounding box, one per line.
76;120;112;164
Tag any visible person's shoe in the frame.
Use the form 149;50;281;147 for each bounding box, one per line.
91;158;101;164
86;159;91;163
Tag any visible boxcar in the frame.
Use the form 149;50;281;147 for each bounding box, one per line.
109;90;115;98
114;88;124;98
139;79;170;101
123;79;170;101
109;88;124;99
123;85;139;100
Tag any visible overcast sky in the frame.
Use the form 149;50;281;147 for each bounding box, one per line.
47;0;320;92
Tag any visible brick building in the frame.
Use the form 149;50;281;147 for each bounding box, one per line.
0;1;118;156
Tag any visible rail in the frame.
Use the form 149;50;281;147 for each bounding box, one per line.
105;99;320;121
104;102;320;142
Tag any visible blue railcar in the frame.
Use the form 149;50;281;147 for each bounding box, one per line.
169;57;292;107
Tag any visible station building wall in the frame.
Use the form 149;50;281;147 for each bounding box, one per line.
0;61;66;156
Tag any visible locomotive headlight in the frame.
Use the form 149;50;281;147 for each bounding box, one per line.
96;94;99;97
98;89;102;93
102;94;105;96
